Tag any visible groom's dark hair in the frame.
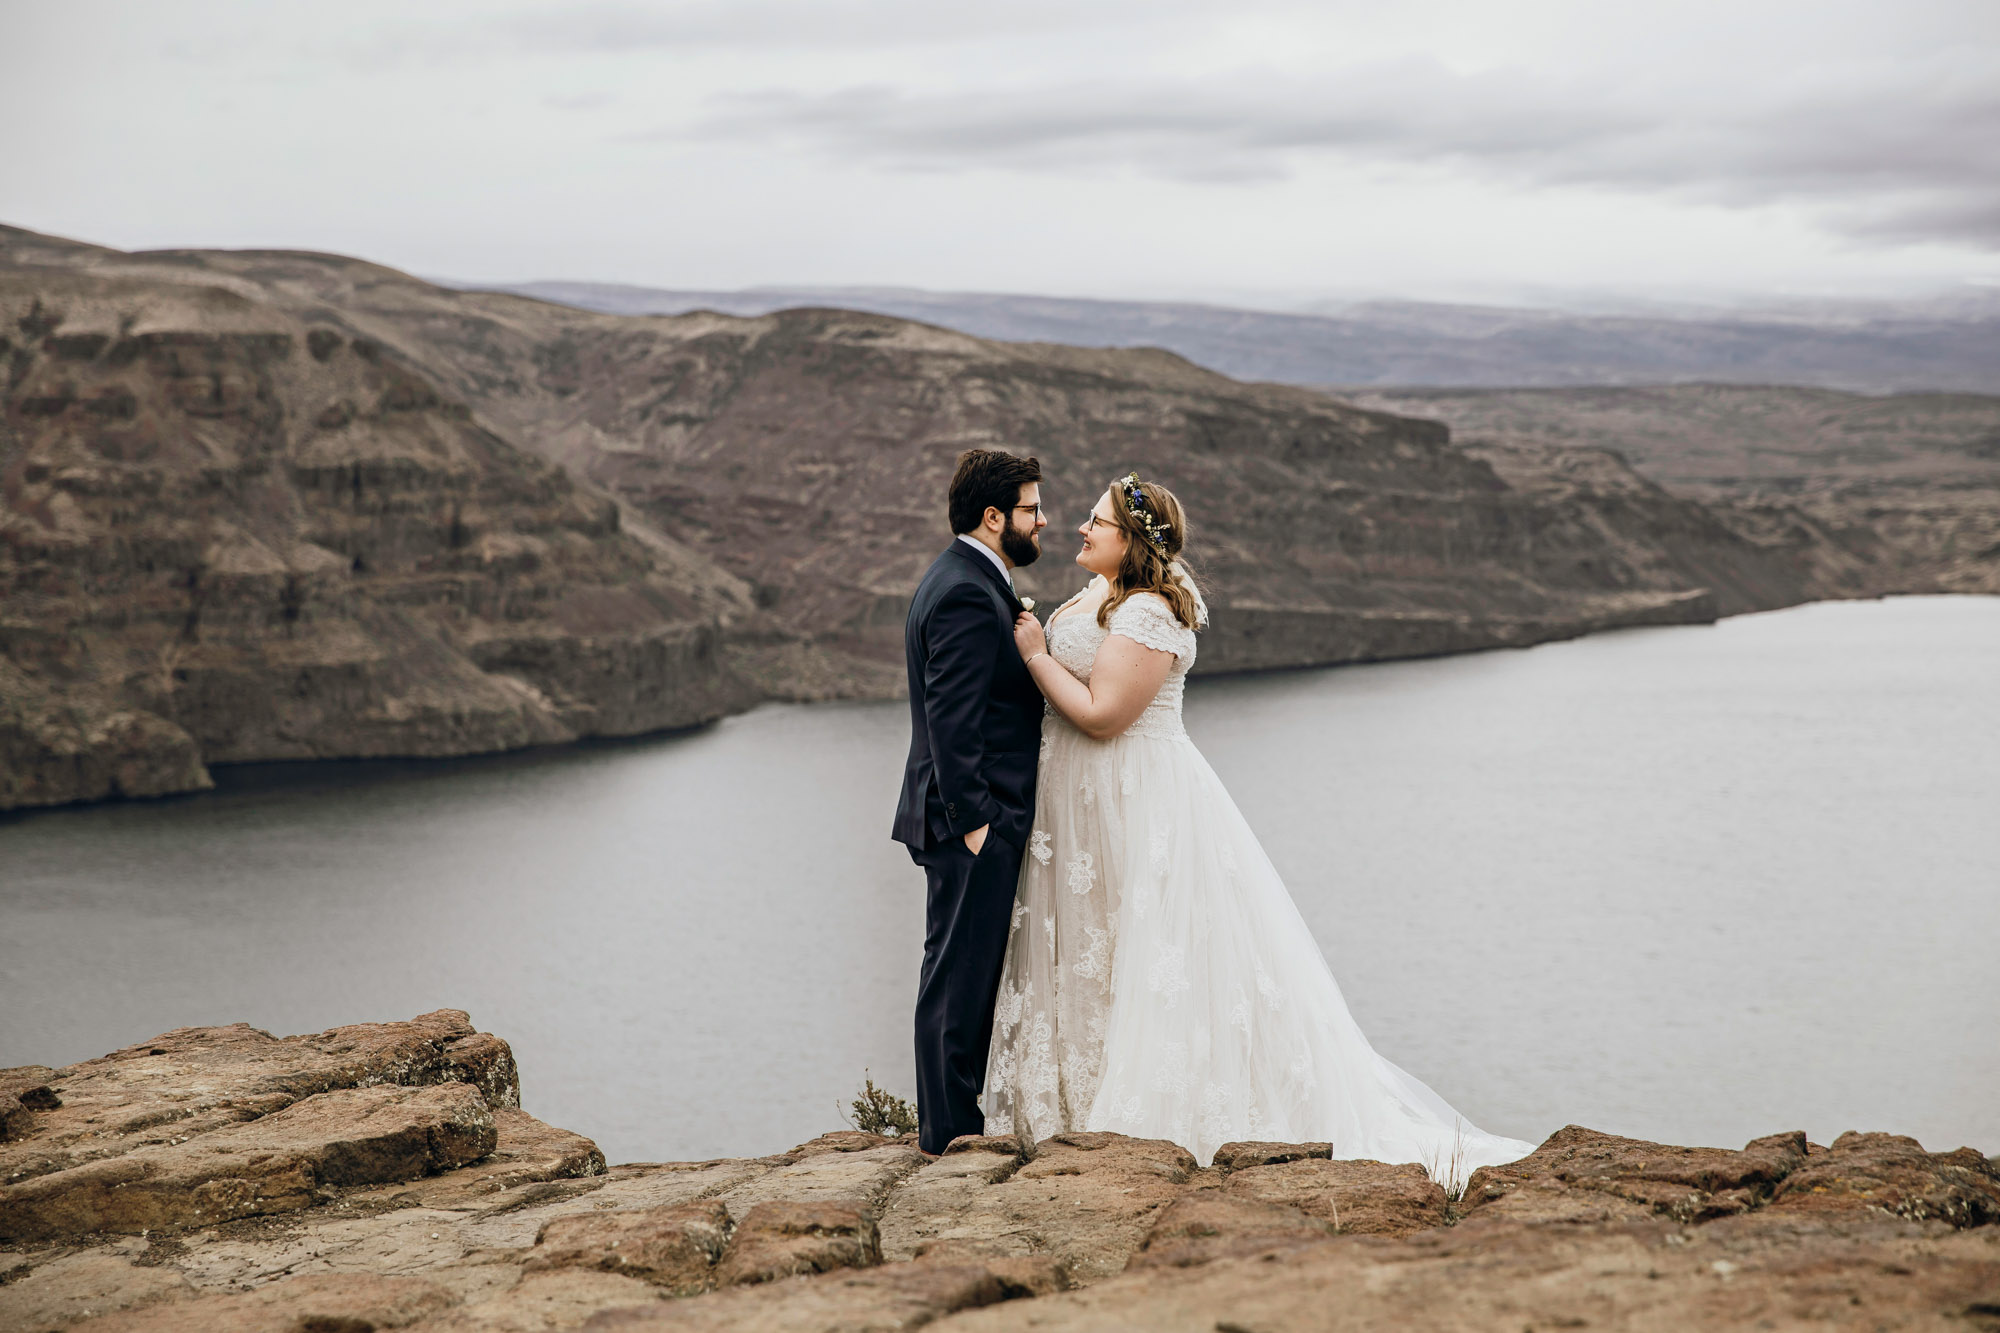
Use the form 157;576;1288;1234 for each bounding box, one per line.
948;449;1042;535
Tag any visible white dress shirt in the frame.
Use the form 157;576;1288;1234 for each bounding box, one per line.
956;533;1014;589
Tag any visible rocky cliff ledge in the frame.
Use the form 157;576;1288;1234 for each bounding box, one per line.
3;1015;1997;1331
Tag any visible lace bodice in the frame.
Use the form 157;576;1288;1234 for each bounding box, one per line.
1045;582;1197;741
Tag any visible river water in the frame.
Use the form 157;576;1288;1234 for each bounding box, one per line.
2;596;1995;1165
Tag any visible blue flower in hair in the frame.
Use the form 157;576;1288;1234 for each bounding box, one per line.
1116;471;1170;549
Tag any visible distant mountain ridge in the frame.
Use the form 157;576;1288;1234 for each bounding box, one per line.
479;281;2000;395
3;223;1987;810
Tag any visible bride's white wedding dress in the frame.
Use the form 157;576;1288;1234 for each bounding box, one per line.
982;577;1532;1175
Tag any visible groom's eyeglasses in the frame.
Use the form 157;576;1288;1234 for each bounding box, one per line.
1013;503;1044;519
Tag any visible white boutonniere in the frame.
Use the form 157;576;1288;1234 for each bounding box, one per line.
1019;597;1037;613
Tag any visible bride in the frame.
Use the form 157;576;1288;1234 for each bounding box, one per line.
982;472;1532;1175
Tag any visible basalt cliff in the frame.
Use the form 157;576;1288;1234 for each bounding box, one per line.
0;225;1944;810
3;1013;1998;1331
1346;384;2000;599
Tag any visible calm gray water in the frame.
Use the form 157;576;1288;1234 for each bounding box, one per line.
3;596;1996;1164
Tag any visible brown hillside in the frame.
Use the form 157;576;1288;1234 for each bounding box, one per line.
0;240;759;810
0;227;1922;809
1347;384;2000;596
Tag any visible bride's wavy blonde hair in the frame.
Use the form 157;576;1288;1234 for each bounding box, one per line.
1097;474;1204;632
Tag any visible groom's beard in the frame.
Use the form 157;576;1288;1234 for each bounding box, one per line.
1000;515;1041;567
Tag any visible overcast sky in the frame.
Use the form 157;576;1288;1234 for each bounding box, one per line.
4;0;1997;308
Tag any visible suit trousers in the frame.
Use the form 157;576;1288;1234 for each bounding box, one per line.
911;829;1022;1154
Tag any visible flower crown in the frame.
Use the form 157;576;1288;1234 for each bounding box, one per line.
1116;471;1172;551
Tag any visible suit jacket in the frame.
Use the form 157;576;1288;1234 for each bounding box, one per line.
891;541;1043;853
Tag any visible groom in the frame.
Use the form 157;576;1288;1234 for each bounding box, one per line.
892;448;1048;1154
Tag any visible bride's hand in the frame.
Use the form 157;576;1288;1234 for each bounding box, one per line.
1014;611;1047;662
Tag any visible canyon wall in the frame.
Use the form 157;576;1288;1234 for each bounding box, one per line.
0;239;761;810
0;228;1919;809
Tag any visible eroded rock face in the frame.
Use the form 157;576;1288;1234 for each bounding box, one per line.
940;1210;2000;1332
0;1012;596;1245
1350;384;2000;599
0;1067;61;1144
0;1250;193;1330
586;1254;1019;1332
713;1139;926;1218
1459;1124;1811;1225
711;1200;880;1287
1222;1157;1449;1237
1208;1139;1332;1171
879;1131;1196;1285
5;226;1941;810
1769;1131;2000;1226
526;1201;730;1294
68;1272;458;1333
0;1082;497;1243
7;1023;1998;1333
0;239;760;811
2;1010;516;1191
1127;1189;1336;1270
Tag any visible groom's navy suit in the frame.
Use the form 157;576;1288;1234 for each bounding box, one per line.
893;539;1042;1153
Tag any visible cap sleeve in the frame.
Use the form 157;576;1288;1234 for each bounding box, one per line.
1107;592;1196;662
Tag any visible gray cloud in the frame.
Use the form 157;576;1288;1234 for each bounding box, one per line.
7;0;1996;300
678;62;2000;249
504;0;1142;49
339;0;1223;63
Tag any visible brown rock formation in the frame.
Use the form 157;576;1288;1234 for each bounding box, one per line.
65;1273;457;1333
4;1018;1999;1330
1346;383;2000;597
1770;1132;2000;1226
526;1201;730;1294
3;1009;518;1191
0;1083;497;1244
3;226;1931;811
1127;1190;1338;1269
586;1253;1017;1332
0;234;760;811
1207;1139;1332;1170
0;1011;599;1249
944;1211;2000;1332
1222;1157;1450;1237
1459;1123;1812;1226
710;1200;879;1287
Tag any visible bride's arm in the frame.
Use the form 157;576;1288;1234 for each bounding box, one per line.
1014;612;1174;741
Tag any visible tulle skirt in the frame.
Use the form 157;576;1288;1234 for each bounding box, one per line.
983;716;1533;1178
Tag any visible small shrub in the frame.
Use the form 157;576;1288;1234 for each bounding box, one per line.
1424;1118;1470;1205
844;1073;919;1138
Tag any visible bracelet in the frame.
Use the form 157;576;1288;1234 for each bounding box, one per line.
1024;652;1048;667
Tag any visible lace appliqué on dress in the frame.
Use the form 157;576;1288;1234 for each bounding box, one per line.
1148;944;1191;1008
986;580;1209;1150
1075;925;1111;981
1106;593;1196;661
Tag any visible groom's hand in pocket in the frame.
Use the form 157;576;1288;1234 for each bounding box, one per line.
964;824;989;855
